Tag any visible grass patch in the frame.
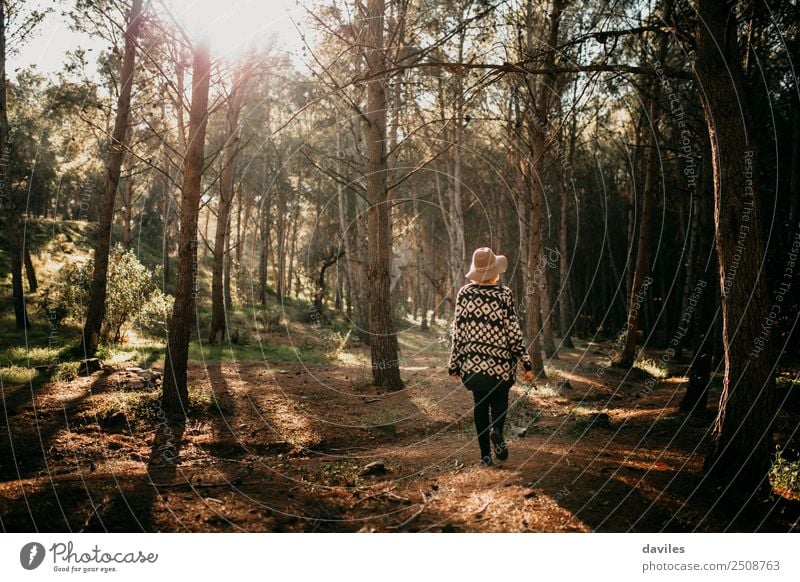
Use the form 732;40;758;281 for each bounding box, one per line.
528;383;563;398
634;357;669;379
570;405;603;417
4;345;63;367
189;341;328;364
78;383;231;425
351;376;374;392
53;361;80;382
506;396;542;432
0;365;37;385
97;342;164;368
93;338;330;367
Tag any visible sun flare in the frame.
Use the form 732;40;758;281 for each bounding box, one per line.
164;0;304;58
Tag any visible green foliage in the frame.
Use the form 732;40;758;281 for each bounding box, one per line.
0;365;37;385
37;244;174;343
79;383;229;425
4;345;63;367
134;288;174;339
770;446;800;493
36;258;91;328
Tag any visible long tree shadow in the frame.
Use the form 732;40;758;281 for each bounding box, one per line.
0;366;189;532
0;370;113;530
0;369;110;482
80;414;186;532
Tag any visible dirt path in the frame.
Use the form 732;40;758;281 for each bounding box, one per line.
1;333;797;532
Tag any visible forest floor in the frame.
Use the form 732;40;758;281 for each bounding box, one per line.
1;319;799;533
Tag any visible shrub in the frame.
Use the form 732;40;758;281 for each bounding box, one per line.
771;446;800;493
38;244;174;343
36;259;91;327
134;288;174;339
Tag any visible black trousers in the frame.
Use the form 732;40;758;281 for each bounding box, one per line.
463;373;513;458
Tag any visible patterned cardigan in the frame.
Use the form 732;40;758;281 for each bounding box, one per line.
447;283;533;382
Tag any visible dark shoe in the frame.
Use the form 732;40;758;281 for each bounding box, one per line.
491;430;508;460
480;455;493;467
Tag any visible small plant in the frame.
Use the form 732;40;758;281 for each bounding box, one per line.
634;357;669;379
570;405;602;417
532;383;562;398
53;361;80;382
323;329;351;359
770;446;800;493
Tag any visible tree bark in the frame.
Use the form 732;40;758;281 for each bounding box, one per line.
790;109;799;231
258;157;271;306
23;245;37;293
363;0;403;390
615;25;667;368
210;69;248;343
539;243;558;359
81;0;143;355
557;111;575;348
680;157;717;415
524;165;546;377
695;0;777;499
121;175;134;249
520;0;564;378
0;1;29;329
163;41;211;415
336;126;356;318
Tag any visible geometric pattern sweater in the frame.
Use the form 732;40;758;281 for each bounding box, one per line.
447;283;534;382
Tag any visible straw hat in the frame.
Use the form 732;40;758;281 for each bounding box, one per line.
465;247;508;282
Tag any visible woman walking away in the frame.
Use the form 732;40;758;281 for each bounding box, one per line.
448;247;535;466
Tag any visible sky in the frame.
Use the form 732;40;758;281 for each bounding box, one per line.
12;0;310;80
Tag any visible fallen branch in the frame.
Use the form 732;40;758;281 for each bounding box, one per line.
388;487;434;529
474;500;491;515
351;486;411;507
388;502;428;530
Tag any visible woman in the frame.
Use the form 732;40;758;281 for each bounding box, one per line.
448;247;534;466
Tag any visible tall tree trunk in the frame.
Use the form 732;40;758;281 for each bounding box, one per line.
121;175;133;249
160;123;173;290
286;200;299;300
674;174;701;360
1;1;29;329
695;0;777;499
521;0;564;378
23;246;37;292
163;41;211;415
680;149;717;414
435;73;466;310
336;128;355;317
789;109;799;230
614;25;667;368
558;138;575;348
524;162;546;377
210;71;248;343
363;0;403;390
625;178;636;302
276;190;287;299
258;158;271;306
224;243;232;308
81;0;143;355
539;248;558;359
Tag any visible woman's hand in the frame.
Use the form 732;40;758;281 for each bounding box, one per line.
449;373;460;381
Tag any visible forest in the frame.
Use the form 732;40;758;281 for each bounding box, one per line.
0;0;798;533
